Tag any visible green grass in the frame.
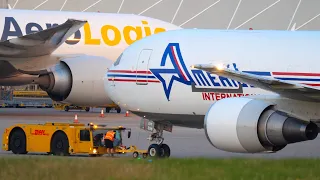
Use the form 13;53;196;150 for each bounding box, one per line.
0;156;320;180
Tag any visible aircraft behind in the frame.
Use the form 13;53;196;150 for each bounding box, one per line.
0;8;180;106
105;28;320;157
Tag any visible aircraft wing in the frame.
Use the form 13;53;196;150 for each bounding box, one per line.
193;64;320;102
0;19;87;58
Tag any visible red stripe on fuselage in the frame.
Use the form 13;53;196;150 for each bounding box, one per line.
273;72;320;76
108;78;160;83
170;46;187;81
108;70;152;74
303;83;320;86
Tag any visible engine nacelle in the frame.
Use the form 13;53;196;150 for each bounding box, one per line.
38;55;114;106
204;97;318;153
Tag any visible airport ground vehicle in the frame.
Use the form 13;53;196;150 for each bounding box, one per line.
53;102;90;112
53;101;121;113
13;90;48;98
2;122;149;158
105;102;121;113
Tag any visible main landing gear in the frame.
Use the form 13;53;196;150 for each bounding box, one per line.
140;118;172;158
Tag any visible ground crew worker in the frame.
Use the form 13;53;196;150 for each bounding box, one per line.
104;130;116;156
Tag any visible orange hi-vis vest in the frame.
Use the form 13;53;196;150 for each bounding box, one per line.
104;131;115;141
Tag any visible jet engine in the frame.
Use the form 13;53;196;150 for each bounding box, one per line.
35;55;114;106
204;97;319;153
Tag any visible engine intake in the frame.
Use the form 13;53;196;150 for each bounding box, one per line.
204;97;318;153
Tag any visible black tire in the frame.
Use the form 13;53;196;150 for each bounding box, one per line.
85;107;90;112
105;107;111;113
160;144;170;158
64;106;69;112
133;151;139;158
9;128;28;154
50;131;70;156
148;144;161;158
142;153;148;158
116;107;121;113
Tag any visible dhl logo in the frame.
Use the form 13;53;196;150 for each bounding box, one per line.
1;17;167;46
31;129;49;136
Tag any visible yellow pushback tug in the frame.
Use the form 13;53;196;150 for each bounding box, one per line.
2;122;148;158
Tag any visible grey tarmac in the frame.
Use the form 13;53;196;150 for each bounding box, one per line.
0;108;319;159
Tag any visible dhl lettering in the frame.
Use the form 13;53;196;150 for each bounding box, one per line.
1;17;166;46
32;130;49;136
202;92;255;101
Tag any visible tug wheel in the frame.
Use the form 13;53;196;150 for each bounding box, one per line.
9;128;28;154
142;153;148;158
133;151;139;158
50;131;70;156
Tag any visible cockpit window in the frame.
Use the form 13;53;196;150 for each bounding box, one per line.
114;53;123;66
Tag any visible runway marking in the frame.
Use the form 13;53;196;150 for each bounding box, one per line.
287;0;301;30
234;0;281;30
117;0;125;13
33;0;49;10
82;0;102;12
12;0;19;9
60;0;68;11
138;0;164;15
179;0;221;27
295;12;320;30
227;0;242;30
171;0;184;23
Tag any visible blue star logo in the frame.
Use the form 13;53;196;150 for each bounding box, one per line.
150;43;194;101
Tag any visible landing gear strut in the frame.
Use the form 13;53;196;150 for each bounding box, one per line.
140;118;172;158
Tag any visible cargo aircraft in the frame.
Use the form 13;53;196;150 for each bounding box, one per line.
0;8;180;106
105;29;320;157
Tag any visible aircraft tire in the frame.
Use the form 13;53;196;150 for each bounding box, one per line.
160;144;170;158
64;106;69;112
148;144;161;157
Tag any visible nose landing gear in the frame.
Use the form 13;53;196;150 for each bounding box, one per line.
140;118;172;158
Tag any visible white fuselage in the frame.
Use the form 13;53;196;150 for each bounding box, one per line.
0;9;180;67
105;29;320;128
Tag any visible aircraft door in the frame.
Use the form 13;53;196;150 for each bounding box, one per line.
136;49;153;85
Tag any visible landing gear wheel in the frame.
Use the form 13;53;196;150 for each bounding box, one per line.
148;144;161;158
116;107;121;113
105;107;111;113
160;144;170;158
9;129;28;154
133;151;139;158
51;131;70;156
64;106;69;112
85;107;90;112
